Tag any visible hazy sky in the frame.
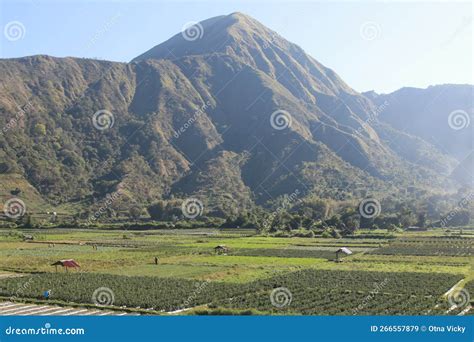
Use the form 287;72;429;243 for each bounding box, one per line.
0;0;472;93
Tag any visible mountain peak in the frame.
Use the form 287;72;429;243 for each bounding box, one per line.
133;12;356;97
132;12;273;62
227;11;251;19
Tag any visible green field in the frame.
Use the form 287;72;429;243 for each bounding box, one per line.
0;228;472;315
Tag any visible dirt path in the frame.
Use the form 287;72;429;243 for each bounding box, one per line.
0;301;139;316
443;278;466;297
0;272;26;280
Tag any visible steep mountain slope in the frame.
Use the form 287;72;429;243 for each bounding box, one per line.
366;85;473;184
0;13;466;215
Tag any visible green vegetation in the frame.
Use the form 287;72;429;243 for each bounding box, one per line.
370;237;473;256
0;228;472;315
0;269;463;315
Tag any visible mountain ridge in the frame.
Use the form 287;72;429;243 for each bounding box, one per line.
0;12;469;216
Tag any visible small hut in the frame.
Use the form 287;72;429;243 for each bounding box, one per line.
214;245;229;255
335;247;352;262
22;234;34;241
51;259;80;272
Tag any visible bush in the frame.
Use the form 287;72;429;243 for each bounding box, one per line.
33;123;47;136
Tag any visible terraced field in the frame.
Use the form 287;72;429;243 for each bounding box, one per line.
0;229;472;315
369;237;473;256
0;269;465;315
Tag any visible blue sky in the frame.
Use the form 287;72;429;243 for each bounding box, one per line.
0;0;472;93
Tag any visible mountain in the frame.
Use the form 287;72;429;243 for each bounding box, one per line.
366;85;473;184
0;12;468;216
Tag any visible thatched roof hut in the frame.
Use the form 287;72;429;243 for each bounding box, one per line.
214;245;229;254
51;259;80;272
335;247;353;261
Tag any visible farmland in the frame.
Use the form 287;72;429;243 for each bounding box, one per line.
0;228;472;315
369;237;474;256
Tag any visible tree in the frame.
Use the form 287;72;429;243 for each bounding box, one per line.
33;123;47;136
398;207;416;228
147;201;166;220
445;209;470;227
129;207;143;221
294;197;331;220
341;207;359;234
416;212;427;228
387;224;399;232
342;217;359;236
325;215;344;230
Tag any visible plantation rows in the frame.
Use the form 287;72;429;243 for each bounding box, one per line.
231;248;339;260
253;269;462;296
213;270;462;315
370;237;473;256
464;280;474;295
216;287;443;315
0;269;462;314
0;273;243;312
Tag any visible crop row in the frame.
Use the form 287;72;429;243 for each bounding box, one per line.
215;288;443;315
370;238;473;256
231;248;339;259
0;269;462;314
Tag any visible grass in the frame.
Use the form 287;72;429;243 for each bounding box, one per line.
0;227;472;314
